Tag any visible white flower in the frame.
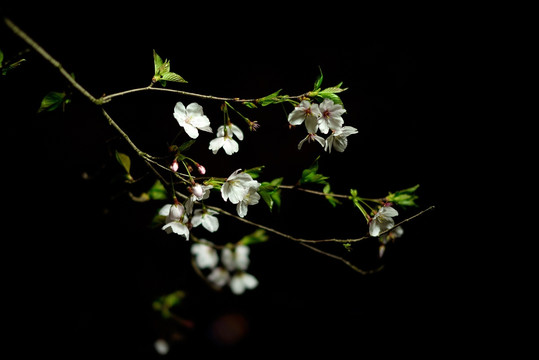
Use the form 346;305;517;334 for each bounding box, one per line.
208;123;243;155
318;99;346;134
191;242;219;269
221;169;259;204
237;185;261;218
207;267;230;288
229;272;259;295
288;100;321;126
218;123;244;141
159;203;190;239
208;135;239;155
221;245;251;271
325;126;358;153
369;206;399;237
173;102;213;139
184;184;213;214
191;208;219;232
298;115;325;150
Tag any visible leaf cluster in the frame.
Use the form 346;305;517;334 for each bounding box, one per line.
152;50;187;86
309;68;347;105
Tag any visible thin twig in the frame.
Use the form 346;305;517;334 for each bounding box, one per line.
299;243;384;275
4;18;103;105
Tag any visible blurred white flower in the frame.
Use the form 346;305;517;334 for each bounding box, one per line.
222;245;251;271
173;102;212;139
154;338;169;355
191;242;219;269
369;206;399;237
378;226;404;258
207;266;230;288
229;272;259;295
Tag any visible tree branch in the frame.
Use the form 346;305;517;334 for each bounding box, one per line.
4;17;103;105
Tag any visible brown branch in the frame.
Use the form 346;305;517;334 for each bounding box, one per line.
4;18;103;105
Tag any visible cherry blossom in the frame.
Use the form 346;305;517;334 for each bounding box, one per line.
287;100;321;126
191;208;219;232
173;102;212;139
191;242;219;269
369;205;399;237
318;99;346;134
159;203;190;239
325;126;358;153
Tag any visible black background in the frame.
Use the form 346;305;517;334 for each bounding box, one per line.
2;5;480;358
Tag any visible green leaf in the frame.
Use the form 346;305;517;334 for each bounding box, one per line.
115;150;131;174
316;83;348;105
243;102;257;109
37;91;66;113
259;177;283;211
386;184;420;207
178;139;196;152
148;180;168;200
161;71;187;83
299;156;329;185
314;67;323;90
238;229;269;246
323;183;341;207
153;49;164;74
256;89;283;106
0;49;4;65
152;50;187;84
244;166;265;179
153;290;186;319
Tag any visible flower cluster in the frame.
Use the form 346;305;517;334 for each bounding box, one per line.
191;243;258;295
288;99;358;152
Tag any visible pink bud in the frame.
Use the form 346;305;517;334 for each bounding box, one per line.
170;160;179;172
197;163;206;175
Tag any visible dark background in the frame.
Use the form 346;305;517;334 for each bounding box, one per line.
2;5;477;358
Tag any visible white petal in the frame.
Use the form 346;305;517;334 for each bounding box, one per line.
183;123;199;139
186;102;204;117
158;204;172;216
190;114;211;129
369;221;381;237
209;137;225;154
304;115;319;133
173;102;186;116
241;273;259;290
314;135;326;147
237;202;248;218
202;215;219;232
229;274;245;295
298;136;309;150
380;206;399;217
223;138;239;155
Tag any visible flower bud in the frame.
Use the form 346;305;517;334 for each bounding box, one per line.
170;159;179;172
196;163;206;175
191;184;204;198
